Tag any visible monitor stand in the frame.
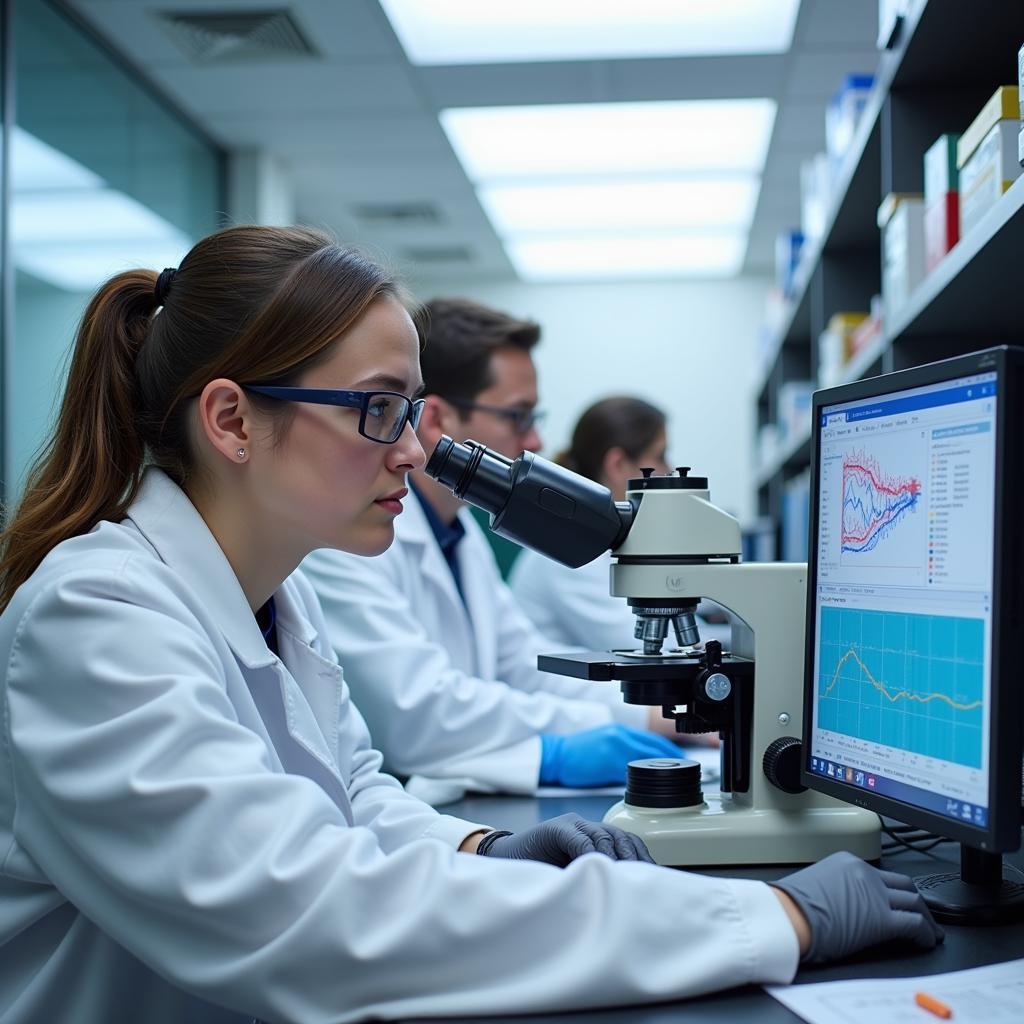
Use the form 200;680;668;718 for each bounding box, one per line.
915;846;1024;924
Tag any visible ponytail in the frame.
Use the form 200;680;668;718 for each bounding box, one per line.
0;271;158;612
0;224;405;614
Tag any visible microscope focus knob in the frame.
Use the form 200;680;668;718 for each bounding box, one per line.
762;737;807;794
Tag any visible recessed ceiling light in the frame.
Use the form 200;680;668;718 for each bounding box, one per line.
479;178;760;235
505;233;746;281
441;100;777;180
380;0;800;65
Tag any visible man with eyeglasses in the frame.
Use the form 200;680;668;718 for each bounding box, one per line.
303;297;680;803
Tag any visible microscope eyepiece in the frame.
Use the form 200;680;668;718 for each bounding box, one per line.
424;435;634;568
425;436;515;513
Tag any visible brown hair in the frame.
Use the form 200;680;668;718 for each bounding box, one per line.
0;225;406;612
556;396;666;482
420;297;539;409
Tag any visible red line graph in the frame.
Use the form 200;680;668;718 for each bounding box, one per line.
842;451;921;553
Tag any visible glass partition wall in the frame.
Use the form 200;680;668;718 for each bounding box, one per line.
1;0;223;502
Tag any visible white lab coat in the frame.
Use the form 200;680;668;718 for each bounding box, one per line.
302;490;647;798
0;469;799;1023
511;548;734;651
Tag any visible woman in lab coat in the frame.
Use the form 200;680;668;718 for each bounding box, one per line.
511;396;731;650
0;226;941;1024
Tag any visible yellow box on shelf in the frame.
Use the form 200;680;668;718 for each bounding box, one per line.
956;86;1019;169
818;312;869;389
876;191;923;229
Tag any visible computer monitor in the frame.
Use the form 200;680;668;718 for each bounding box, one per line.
802;346;1024;923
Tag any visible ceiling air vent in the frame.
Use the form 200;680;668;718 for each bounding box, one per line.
352;201;444;226
160;9;317;62
402;246;473;264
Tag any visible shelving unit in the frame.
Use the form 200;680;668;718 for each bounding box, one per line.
754;0;1024;556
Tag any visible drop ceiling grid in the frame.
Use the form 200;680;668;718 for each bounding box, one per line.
64;0;879;277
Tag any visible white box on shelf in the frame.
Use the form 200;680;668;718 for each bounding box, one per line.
757;424;780;474
881;196;926;324
800;153;831;241
959;120;1022;238
777;381;813;449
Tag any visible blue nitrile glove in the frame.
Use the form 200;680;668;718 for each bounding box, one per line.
771;851;944;963
539;722;682;787
476;813;654;867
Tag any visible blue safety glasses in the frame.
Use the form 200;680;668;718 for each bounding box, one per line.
245;385;425;444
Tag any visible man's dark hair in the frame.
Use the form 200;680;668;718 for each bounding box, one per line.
421;297;540;404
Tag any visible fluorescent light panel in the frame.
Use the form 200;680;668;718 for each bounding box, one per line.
16;240;192;293
506;234;746;281
478;178;759;234
11;127;103;191
11;127;193;291
441;99;777;180
380;0;800;65
13;190;190;245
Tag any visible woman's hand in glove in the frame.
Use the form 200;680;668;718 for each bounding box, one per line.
475;813;654;867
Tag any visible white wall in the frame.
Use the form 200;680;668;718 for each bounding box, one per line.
413;276;770;522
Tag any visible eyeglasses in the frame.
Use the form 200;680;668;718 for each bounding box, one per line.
448;398;546;435
245;385;425;444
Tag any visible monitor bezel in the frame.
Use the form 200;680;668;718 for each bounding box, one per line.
801;346;1023;853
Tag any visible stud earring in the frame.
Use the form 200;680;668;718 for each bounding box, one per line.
237;448;246;459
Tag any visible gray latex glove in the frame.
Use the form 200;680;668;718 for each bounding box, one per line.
772;851;944;963
476;813;654;867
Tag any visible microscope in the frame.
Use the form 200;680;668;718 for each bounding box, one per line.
426;436;879;866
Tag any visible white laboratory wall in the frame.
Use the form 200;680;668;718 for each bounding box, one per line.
411;276;770;523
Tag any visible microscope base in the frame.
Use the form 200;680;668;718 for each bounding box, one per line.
604;793;880;866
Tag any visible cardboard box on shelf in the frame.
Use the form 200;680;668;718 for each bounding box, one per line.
818;312;869;388
777;381;814;450
956;86;1019;170
959;120;1022;239
758;423;780;473
878;194;926;324
826;74;874;173
800;153;831;241
924;134;960;203
1018;45;1023;118
774;230;804;299
848;298;884;360
925;191;959;271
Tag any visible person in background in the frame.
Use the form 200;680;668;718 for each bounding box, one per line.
303;298;685;804
511;395;732;653
0;226;943;1022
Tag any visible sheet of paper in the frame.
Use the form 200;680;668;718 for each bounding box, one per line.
765;957;1024;1024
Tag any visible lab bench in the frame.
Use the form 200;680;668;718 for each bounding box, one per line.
403;792;1024;1024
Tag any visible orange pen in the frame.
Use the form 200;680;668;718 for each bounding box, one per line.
915;991;953;1019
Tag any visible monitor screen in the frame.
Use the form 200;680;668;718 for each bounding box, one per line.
806;367;999;834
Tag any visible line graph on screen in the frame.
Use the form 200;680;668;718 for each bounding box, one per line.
841;451;922;556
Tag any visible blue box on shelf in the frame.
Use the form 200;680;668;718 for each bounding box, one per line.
774;229;804;298
826;73;875;170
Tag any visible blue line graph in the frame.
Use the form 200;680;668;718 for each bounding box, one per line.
842;451;922;554
817;607;984;768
